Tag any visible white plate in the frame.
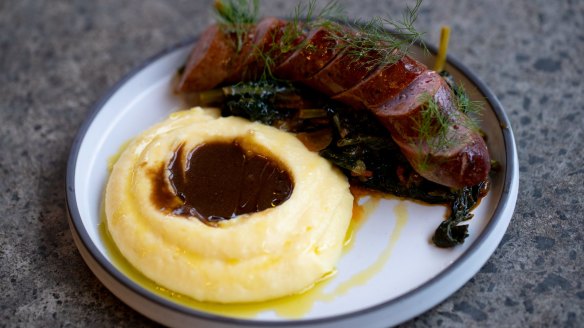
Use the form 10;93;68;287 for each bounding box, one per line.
66;38;518;328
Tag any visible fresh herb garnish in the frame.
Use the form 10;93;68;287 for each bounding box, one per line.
241;0;425;76
325;0;425;71
440;70;484;127
262;0;345;69
412;74;485;173
213;0;260;52
411;93;455;173
212;0;426;79
417;93;453;151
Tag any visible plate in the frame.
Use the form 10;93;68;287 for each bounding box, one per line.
66;37;518;327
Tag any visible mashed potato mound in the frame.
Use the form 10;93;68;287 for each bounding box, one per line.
105;107;353;303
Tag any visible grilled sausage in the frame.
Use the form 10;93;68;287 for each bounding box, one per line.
372;71;490;187
176;24;238;93
176;19;490;188
302;47;383;96
224;17;287;83
272;27;342;81
332;53;427;110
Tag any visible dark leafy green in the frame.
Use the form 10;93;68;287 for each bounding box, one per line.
432;181;488;248
221;81;296;125
319;105;456;204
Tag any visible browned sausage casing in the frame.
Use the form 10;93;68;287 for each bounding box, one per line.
176;18;490;188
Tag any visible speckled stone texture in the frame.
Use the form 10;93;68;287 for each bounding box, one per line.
1;0;582;327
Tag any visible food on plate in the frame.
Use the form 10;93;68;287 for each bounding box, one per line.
177;8;490;190
105;108;353;303
105;0;492;306
175;0;492;247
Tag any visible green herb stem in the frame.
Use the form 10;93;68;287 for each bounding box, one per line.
213;0;260;52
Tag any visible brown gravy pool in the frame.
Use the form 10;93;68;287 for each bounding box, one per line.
150;141;293;225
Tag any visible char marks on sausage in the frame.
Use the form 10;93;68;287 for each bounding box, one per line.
224;17;287;83
332;53;427;110
302;47;382;96
273;27;343;81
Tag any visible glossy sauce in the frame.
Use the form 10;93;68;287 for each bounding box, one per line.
150;141;293;225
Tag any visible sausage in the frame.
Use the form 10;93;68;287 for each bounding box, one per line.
302;47;383;96
175;24;238;93
265;30;488;187
179;18;304;90
332;53;427;110
224;17;287;83
175;19;490;188
272;27;342;81
372;71;490;187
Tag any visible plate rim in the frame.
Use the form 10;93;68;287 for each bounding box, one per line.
65;36;518;327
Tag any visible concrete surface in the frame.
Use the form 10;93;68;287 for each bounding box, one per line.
1;0;582;327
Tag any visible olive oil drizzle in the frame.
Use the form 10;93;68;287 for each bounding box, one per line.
100;195;408;319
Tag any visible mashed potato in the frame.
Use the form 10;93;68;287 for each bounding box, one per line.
105;107;353;303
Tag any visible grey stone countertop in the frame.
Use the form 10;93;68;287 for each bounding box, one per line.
1;0;582;327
